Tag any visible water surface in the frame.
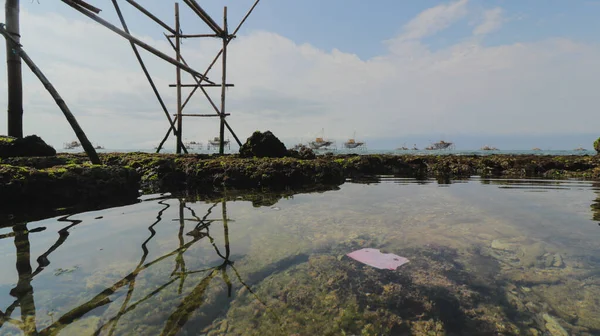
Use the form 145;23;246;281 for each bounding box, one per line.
1;178;599;335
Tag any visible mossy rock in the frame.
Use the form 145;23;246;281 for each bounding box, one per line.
288;144;316;160
239;131;288;158
0;134;56;158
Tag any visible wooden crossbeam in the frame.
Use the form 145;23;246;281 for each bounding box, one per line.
169;84;234;88
172;114;231;117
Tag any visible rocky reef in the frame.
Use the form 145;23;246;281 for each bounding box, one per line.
3;152;600;213
0;163;140;210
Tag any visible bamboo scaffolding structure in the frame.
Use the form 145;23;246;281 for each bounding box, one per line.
163;33;243;148
111;0;187;154
177;0;260;113
0;24;100;164
61;0;212;83
57;0;261;153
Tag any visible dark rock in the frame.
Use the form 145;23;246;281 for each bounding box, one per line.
0;135;56;158
239;131;288;158
288;144;316;160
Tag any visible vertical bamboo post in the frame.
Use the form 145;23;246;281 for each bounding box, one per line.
5;0;23;138
219;7;228;154
175;2;183;154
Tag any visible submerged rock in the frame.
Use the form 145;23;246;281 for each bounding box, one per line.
0;134;56;158
239;131;288;158
542;314;569;336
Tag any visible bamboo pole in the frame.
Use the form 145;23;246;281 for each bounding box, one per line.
72;0;101;14
111;0;187;154
182;0;223;36
166;33;222;39
5;0;23;138
175;3;183;154
125;0;175;35
219;7;228;154
156;115;176;153
0;25;100;164
60;0;212;83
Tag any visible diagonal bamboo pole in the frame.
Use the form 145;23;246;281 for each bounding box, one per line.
125;0;175;35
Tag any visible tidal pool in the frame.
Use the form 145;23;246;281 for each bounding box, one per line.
1;177;599;335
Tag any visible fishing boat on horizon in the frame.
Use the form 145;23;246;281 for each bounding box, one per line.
63;140;81;149
425;140;454;150
343;132;366;150
481;145;498;151
206;137;230;150
184;140;203;150
308;129;335;150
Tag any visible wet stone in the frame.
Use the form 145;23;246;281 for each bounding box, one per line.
543;313;569;336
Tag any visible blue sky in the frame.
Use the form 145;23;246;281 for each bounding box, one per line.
25;1;600;59
3;0;600;149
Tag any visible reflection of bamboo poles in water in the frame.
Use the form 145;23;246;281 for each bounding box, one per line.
0;197;271;336
0;215;83;334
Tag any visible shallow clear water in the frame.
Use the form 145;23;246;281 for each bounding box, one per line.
1;178;600;335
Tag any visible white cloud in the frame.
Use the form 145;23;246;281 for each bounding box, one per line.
397;0;469;41
0;3;599;150
473;7;505;36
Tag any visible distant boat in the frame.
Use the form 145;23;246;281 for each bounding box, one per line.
309;137;335;150
94;145;105;150
184;140;203;150
481;145;498;151
308;129;335;150
63;140;81;149
343;132;366;149
425;140;453;150
532;147;541;151
396;146;409;150
574;147;586;151
207;137;230;150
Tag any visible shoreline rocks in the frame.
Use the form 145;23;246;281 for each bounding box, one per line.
3;152;600;213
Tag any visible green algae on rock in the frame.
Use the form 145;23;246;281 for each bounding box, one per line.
0;134;56;158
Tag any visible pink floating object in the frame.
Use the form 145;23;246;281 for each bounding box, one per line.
346;248;410;270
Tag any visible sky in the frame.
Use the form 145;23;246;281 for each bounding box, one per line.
1;0;600;150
